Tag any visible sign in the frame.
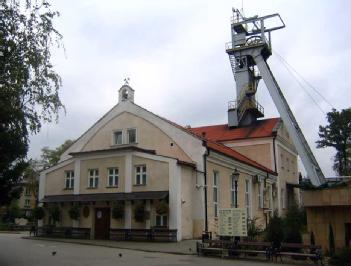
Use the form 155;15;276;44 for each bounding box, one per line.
218;208;247;237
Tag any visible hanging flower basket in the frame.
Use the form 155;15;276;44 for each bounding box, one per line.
68;205;81;220
155;201;168;215
112;202;124;220
134;204;149;222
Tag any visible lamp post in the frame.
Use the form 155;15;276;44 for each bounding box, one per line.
231;169;240;208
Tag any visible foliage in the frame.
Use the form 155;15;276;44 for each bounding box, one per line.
48;205;60;224
68;205;80;220
0;0;63;206
329;223;336;256
112;202;124;220
155;201;168;215
247;217;263;241
41;139;74;168
316;108;351;176
310;231;315;246
32;206;45;220
6;200;21;222
283;203;306;243
265;211;284;247
329;248;351;266
134;204;149;223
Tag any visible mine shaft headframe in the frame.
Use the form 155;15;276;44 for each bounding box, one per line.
226;8;285;59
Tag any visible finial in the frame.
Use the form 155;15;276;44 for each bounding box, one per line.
124;77;130;85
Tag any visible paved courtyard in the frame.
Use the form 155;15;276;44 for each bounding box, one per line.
0;233;312;266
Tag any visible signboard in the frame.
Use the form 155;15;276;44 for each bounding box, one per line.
218;208;247;237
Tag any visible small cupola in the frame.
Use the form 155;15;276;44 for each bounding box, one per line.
118;78;134;103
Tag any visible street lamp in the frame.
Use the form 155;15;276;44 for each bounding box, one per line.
231;169;240;208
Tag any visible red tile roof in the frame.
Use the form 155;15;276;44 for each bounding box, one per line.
188;118;280;142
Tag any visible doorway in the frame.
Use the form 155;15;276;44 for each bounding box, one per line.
94;208;110;239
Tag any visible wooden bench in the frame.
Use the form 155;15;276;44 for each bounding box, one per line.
275;243;323;265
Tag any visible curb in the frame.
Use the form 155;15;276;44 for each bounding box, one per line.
22;236;196;256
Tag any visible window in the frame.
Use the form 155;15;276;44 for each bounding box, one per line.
88;169;99;188
245;180;251;218
230;175;237;207
127;128;137;144
135;165;146;185
156;215;168;227
24;199;30;207
25;187;31;196
258;180;264;209
213;171;219;218
65;170;74;189
107;168;118;187
114;130;123;145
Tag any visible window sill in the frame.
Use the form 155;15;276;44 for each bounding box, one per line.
63;188;73;190
111;143;138;148
133;184;146;186
106;186;118;188
87;187;98;189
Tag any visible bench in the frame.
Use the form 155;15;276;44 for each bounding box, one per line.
109;228;177;242
275;243;323;265
37;226;91;239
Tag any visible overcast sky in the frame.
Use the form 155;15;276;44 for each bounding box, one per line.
29;0;351;177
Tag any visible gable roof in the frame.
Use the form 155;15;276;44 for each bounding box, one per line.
188;118;281;142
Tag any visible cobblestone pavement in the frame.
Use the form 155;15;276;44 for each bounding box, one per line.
0;233;312;266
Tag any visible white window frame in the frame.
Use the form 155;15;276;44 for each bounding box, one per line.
107;168;119;187
88;169;99;188
230;175;237;207
24;199;30;207
213;171;219;218
126;128;137;144
258;178;264;209
135;165;146;185
155;214;168;227
65;170;74;189
113;130;123;145
245;179;251;219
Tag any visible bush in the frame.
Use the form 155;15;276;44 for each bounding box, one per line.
155;201;168;215
329;248;351;266
265;211;284;248
68;205;80;220
247;217;262;241
32;207;45;220
112;202;124;220
283;203;305;244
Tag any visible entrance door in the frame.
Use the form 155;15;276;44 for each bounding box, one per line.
94;208;110;239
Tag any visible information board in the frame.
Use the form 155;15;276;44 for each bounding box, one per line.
218;208;247;237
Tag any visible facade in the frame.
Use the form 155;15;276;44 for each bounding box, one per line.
18;181;37;217
39;84;298;241
302;179;351;251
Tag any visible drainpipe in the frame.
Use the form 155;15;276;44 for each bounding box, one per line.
272;133;277;173
202;139;209;234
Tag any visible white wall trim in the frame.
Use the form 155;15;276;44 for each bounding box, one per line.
74;159;80;195
125;154;132;193
169;161;182;241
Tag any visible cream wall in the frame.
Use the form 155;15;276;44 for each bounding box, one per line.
82;112;191;162
80;156;125;194
181;166;196;239
231;143;272;170
45;163;75;195
131;156;169;192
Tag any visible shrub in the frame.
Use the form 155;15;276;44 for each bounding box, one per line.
329;248;351;266
265;211;284;248
68;205;80;220
329;223;336;256
32;207;45;220
155;201;168;215
112;202;124;220
283;203;305;244
247;217;262;241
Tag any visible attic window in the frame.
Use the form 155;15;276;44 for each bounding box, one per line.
114;130;123;145
127;128;137;144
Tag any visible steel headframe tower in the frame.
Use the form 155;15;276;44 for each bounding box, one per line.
226;8;325;186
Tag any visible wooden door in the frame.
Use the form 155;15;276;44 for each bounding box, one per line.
94;208;110;239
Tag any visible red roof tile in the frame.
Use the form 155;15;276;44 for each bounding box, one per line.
188;118;280;142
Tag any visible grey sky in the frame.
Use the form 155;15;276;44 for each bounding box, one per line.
29;0;351;177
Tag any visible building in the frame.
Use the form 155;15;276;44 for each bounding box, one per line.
18;181;37;217
302;179;351;251
38;83;298;241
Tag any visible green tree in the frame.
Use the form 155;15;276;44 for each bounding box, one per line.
316;108;351;176
41;139;74;168
265;211;284;248
283;203;306;243
0;0;63;206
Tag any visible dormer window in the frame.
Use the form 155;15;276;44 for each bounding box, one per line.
114;130;123;145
